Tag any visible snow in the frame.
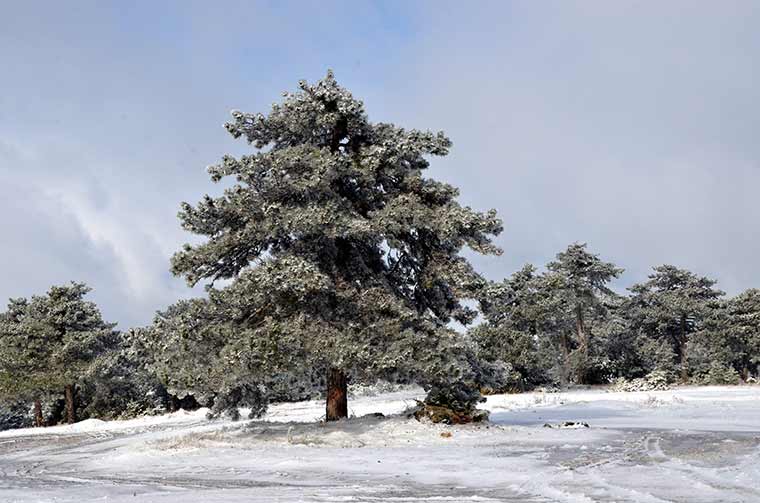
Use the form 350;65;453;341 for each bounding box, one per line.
486;386;760;432
0;408;213;438
1;385;759;502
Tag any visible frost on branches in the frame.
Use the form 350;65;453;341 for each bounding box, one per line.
157;71;504;421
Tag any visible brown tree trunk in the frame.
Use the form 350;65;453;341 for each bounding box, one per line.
679;315;689;383
64;384;76;424
326;368;348;421
679;340;689;383
34;399;45;427
559;333;570;385
576;304;588;384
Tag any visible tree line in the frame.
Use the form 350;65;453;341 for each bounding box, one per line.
1;72;758;429
472;243;760;391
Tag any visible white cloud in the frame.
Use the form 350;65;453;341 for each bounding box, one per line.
42;184;164;304
2;1;760;327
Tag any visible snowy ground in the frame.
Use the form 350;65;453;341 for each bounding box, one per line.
1;386;759;502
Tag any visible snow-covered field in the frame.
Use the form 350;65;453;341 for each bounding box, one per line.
1;386;759;502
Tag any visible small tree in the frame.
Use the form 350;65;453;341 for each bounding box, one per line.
721;289;760;379
169;71;502;420
472;264;550;389
78;329;173;420
0;298;52;426
626;265;724;382
0;283;116;425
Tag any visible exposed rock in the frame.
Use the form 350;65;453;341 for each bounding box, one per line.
359;412;385;419
543;421;589;429
411;403;489;424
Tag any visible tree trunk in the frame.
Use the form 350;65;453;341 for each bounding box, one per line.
34;399;45;427
326;368;348;421
559;333;570;385
168;395;181;413
575;304;588;384
64;384;76;424
679;315;689;383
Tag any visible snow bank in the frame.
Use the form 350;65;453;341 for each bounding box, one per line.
485;385;760;432
2;386;759;503
4;385;757;439
0;407;212;438
262;387;423;423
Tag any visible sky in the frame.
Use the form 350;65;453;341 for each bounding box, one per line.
2;1;759;328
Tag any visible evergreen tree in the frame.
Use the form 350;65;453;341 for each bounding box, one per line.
721;289;760;378
471;264;550;388
686;301;742;383
473;244;622;387
0;297;51;426
593;298;648;380
168;71;502;420
625;265;724;382
79;329;173;420
0;283;116;424
543;243;623;384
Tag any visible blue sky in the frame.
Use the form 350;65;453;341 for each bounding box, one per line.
2;1;760;327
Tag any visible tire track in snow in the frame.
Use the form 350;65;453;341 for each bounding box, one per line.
546;439;675;503
643;434;760;500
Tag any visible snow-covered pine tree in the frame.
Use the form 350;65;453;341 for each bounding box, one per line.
0;283;117;425
714;289;760;379
79;328;174;420
0;297;50;426
474;244;622;386
471;264;550;389
626;265;724;382
169;71;503;421
542;243;622;384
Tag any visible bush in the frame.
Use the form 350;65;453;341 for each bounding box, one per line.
78;343;172;420
610;370;673;392
696;363;741;385
0;402;32;431
636;337;678;376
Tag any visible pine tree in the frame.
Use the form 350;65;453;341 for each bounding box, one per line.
473;244;622;387
592;296;645;379
722;289;760;378
169;71;503;420
626;265;724;382
0;283;116;425
79;328;173;420
544;243;623;384
0;298;51;426
471;264;549;388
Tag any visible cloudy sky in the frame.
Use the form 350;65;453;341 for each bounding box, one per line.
2;1;759;328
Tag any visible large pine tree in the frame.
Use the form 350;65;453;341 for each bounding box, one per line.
170;72;503;420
